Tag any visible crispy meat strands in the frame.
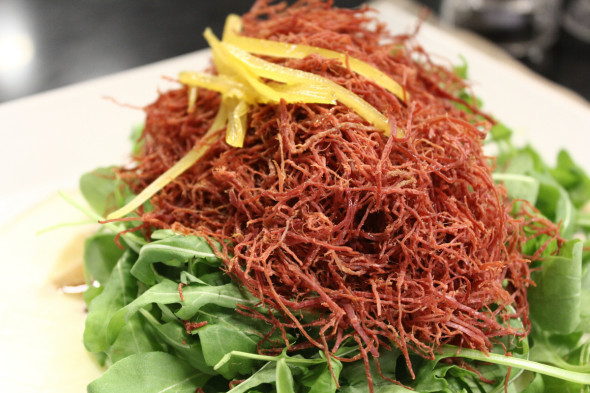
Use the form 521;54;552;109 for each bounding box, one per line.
113;0;560;390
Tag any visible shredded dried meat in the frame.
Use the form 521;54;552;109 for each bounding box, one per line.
116;0;560;389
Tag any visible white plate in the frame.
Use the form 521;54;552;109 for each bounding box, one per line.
0;2;589;392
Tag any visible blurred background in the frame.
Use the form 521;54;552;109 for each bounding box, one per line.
0;0;588;104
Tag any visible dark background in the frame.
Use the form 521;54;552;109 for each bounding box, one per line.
0;0;588;104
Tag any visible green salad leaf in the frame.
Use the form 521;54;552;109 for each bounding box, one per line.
84;250;138;357
87;352;210;393
131;235;220;285
529;240;582;334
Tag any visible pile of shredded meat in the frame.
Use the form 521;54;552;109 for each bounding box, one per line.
116;0;560;385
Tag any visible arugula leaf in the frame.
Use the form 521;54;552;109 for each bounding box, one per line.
131;234;220;285
129;124;145;155
84;232;125;284
453;56;468;79
519;373;544;393
80;167;119;216
107;313;163;364
276;357;296;393
549;150;590;209
528;240;583;334
537;181;576;238
87;352;209;393
496;147;577;237
302;352;343;393
84;250;138;357
227;362;277;393
340;349;414;393
176;283;259;320
577;289;590;332
493;173;539;204
196;306;267;378
541;375;588;393
139;308;215;375
489;122;513;143
106;278;259;353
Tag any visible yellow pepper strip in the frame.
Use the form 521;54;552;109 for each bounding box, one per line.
107;101;229;220
217;36;392;135
225;94;250;148
179;71;255;103
187;87;198;114
222;14;407;102
267;82;336;104
205;29;336;106
222;14;242;41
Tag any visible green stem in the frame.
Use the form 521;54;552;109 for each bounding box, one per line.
36;219;98;235
439;346;590;385
214;351;326;371
58;191;145;249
